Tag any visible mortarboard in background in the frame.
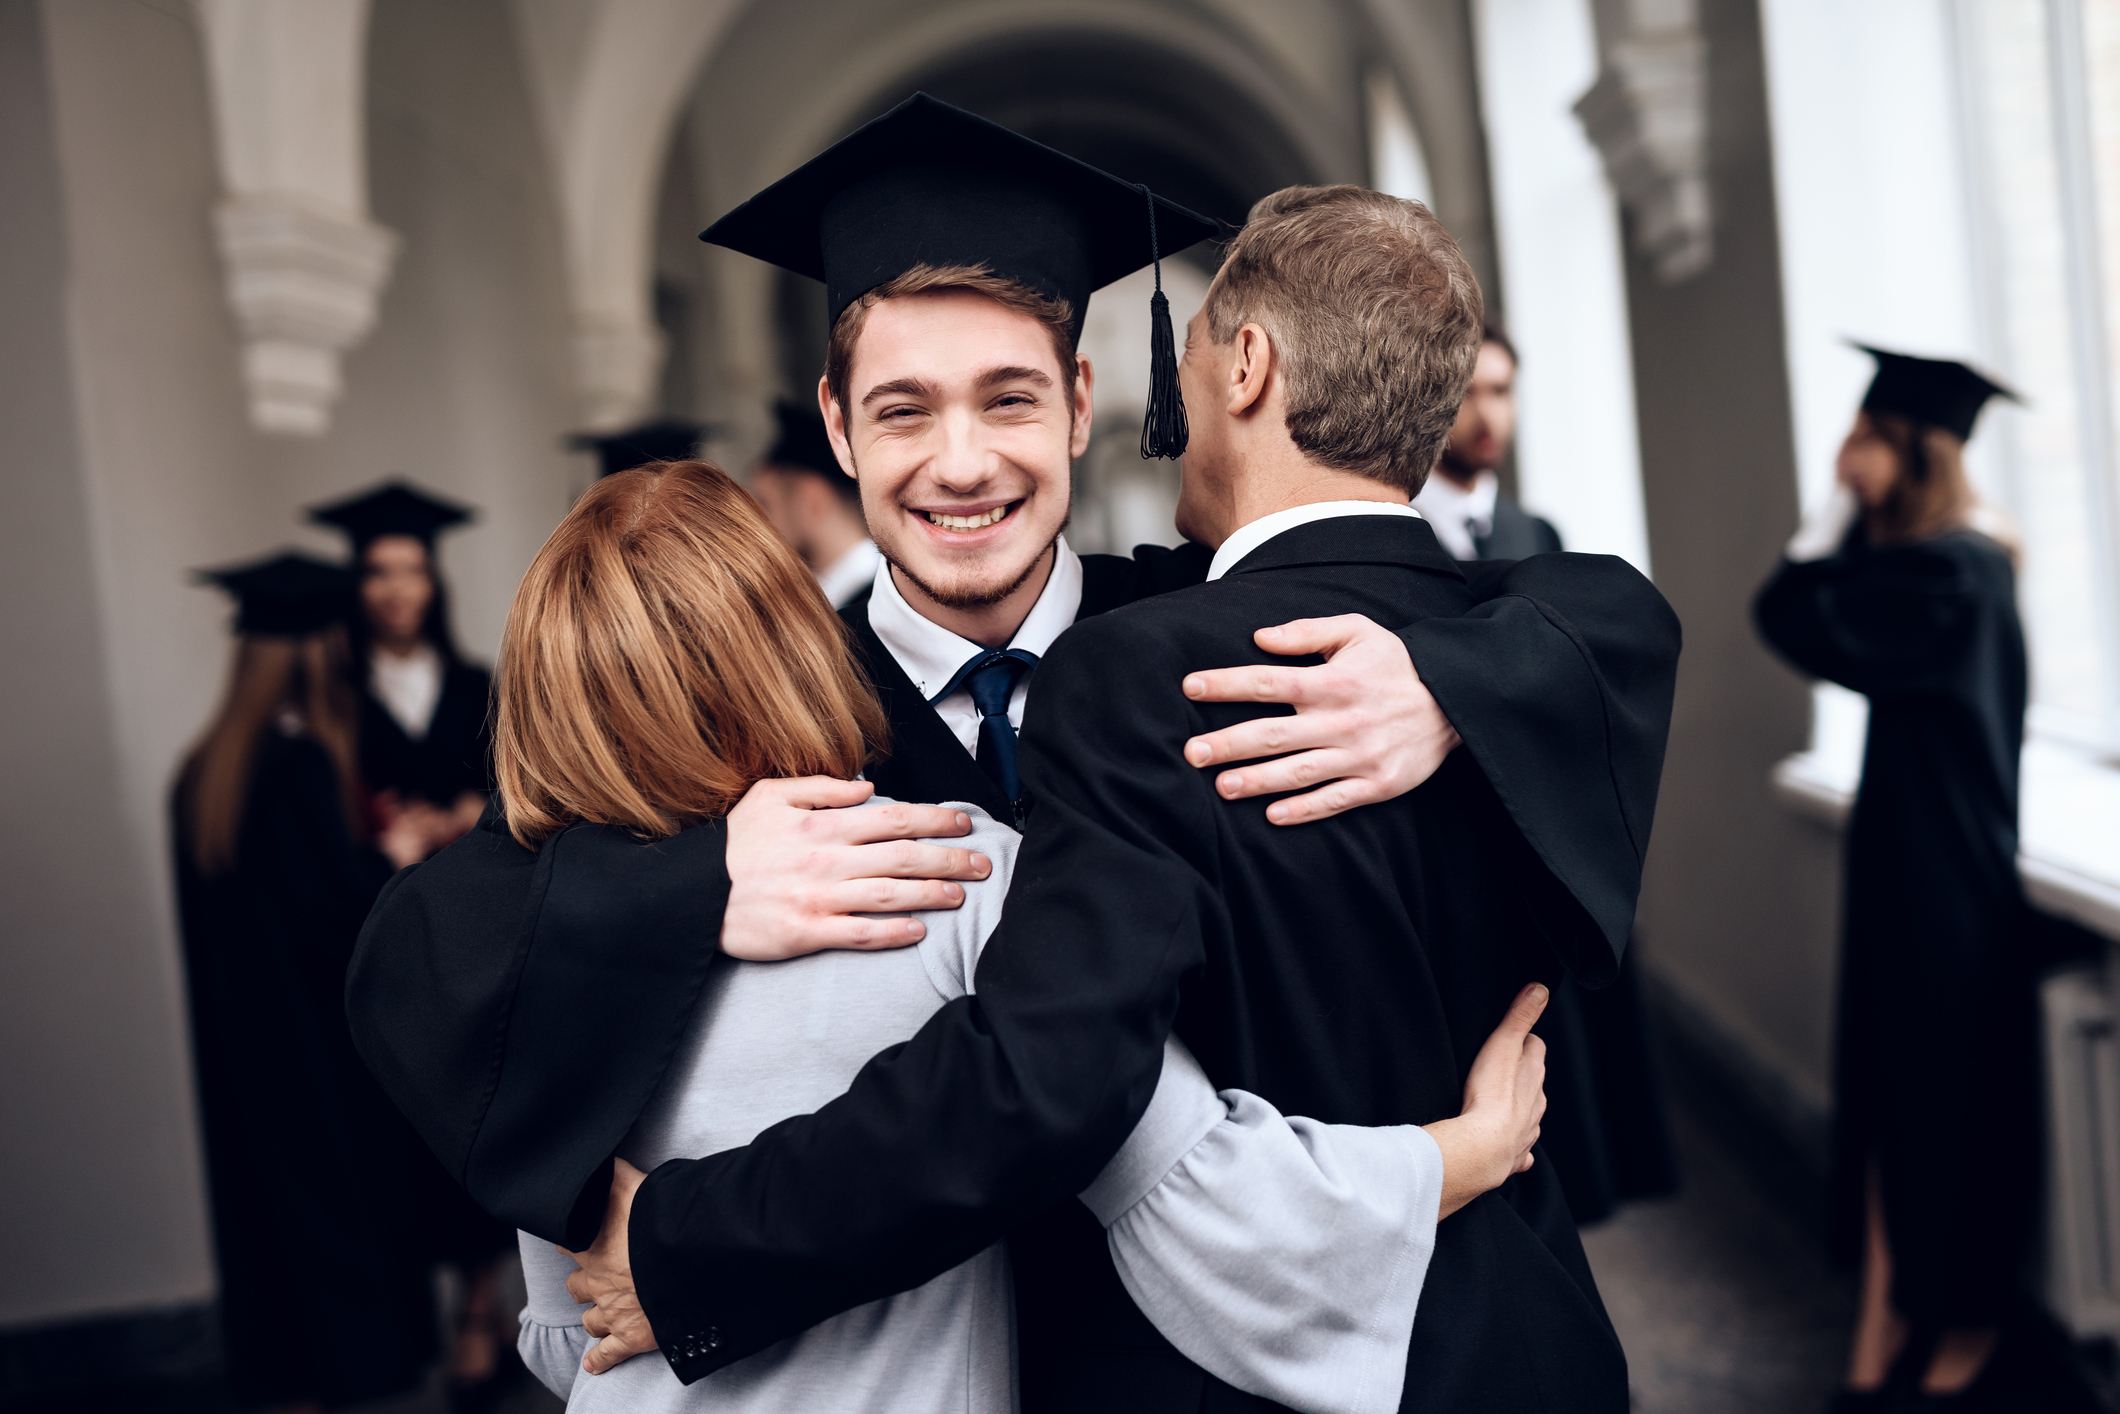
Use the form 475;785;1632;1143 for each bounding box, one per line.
568;419;709;479
760;398;840;479
699;92;1219;458
1853;343;2020;442
194;551;358;636
308;481;475;551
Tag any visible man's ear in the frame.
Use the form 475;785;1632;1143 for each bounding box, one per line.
1070;356;1096;461
819;375;857;478
1228;323;1274;418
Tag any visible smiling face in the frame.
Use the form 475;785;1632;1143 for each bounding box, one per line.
360;534;433;652
821;289;1091;635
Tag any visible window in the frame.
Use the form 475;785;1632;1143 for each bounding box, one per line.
1953;0;2120;752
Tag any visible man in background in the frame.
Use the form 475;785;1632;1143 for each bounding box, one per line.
748;397;879;609
1413;322;1562;560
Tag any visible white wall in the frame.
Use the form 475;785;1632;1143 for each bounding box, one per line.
0;0;578;1330
1473;0;1651;572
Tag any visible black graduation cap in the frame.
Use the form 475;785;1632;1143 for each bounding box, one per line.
567;418;708;479
194;551;357;636
308;481;475;550
699;93;1219;459
1854;343;2020;442
760;398;840;478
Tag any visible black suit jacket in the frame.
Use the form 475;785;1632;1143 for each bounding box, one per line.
1474;495;1565;561
347;532;1678;1407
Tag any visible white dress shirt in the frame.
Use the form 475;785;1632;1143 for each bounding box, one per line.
1409;470;1498;561
816;538;883;610
1206;500;1428;582
369;641;442;740
864;538;1085;756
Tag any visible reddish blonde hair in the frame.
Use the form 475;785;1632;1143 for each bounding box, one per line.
494;460;885;846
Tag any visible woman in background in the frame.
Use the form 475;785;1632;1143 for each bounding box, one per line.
1755;348;2039;1412
309;482;520;1408
175;554;435;1413
309;482;493;853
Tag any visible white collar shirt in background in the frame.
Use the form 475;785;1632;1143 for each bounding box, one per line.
864;536;1085;756
1409;470;1498;561
1206;500;1428;582
370;641;442;740
817;538;883;609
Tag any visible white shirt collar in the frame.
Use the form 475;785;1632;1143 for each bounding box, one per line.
1409;471;1498;561
370;641;443;740
1205;500;1427;582
816;538;882;609
865;536;1085;700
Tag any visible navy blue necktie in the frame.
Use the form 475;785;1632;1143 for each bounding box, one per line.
934;647;1040;803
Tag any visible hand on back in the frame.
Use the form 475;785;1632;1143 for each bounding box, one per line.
1180;613;1461;825
1423;983;1549;1219
719;778;992;961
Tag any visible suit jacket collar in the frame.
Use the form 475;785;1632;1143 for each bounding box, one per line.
1221;512;1466;582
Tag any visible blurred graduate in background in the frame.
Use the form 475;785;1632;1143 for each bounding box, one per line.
1756;348;2054;1411
1417;320;1679;1227
308;482;524;1409
309;483;492;856
174;554;437;1412
746;396;879;609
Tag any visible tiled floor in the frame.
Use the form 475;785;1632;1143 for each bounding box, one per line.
1582;1106;1856;1413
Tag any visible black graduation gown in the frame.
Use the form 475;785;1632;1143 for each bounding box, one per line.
175;732;437;1408
359;655;494;807
347;534;1679;1409
1456;510;1678;1224
1754;528;2033;1324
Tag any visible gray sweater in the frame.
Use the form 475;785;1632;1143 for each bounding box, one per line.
520;804;1442;1414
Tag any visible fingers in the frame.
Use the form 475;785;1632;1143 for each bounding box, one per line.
1499;983;1551;1038
564;1270;591;1306
844;839;991;881
749;776;875;811
581;1327;655;1376
1207;748;1359;800
1252;614;1372;657
1184;713;1338;769
1182;663;1316;710
821;877;970;916
830;802;976;846
1260;778;1390;826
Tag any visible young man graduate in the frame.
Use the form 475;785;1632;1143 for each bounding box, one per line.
348;96;1677;1413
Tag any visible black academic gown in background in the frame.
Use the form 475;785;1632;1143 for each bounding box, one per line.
359;654;494;808
1452;507;1679;1224
347;535;1679;1411
1754;528;2034;1325
356;651;511;1267
176;732;436;1408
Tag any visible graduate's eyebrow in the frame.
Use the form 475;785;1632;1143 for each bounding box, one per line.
861;376;939;409
861;366;1053;409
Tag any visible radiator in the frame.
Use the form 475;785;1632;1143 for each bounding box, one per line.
2044;964;2120;1338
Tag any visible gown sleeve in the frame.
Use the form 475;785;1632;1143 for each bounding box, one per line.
1753;539;1984;697
1082;1038;1440;1414
515;1230;592;1401
1399;553;1681;984
922;810;1440;1414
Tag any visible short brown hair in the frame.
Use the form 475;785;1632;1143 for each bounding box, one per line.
824;264;1078;416
1204;186;1484;493
493;460;886;846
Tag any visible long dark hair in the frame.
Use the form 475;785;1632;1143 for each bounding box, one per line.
350;537;461;668
179;627;366;875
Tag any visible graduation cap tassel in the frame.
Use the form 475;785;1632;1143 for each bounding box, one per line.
1138;187;1189;460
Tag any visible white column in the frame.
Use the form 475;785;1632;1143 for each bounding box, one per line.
512;0;745;430
1474;0;1653;572
194;0;398;436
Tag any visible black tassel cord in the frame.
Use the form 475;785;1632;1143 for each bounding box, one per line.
1138;186;1189;460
